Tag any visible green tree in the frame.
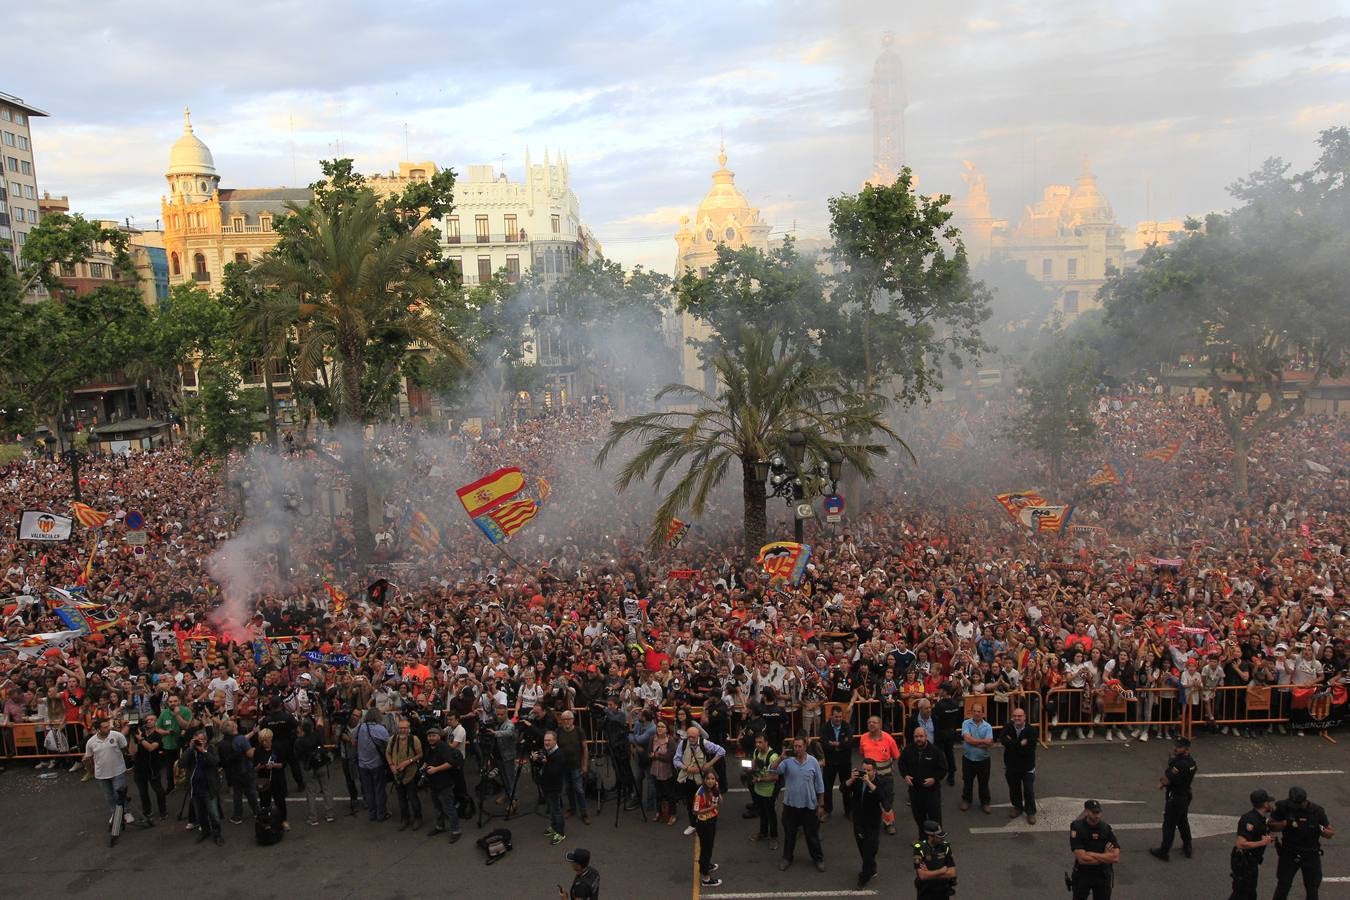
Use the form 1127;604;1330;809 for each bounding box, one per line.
186;363;263;477
1101;127;1350;496
1006;332;1100;486
826;170;992;405
249;163;465;566
596;327;901;556
973;256;1057;363
440;272;538;421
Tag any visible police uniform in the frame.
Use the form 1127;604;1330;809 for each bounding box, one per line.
1229;808;1269;900
1157;746;1197;857
1069;813;1119;900
912;834;956;898
1270;796;1331;900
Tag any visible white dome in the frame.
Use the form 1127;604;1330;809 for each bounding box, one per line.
168;107;216;177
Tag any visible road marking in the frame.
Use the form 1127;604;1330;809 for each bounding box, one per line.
702;893;879;899
1323;877;1350;883
692;830;701;900
1197;770;1344;779
971;796;1231;839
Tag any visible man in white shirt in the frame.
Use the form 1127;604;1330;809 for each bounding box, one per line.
84;717;132;828
206;665;240;712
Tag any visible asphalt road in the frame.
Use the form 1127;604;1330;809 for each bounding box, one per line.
1;733;1346;900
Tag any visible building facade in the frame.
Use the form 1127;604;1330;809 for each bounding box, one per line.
671;145;771;390
38;194;169;308
0;91;46;270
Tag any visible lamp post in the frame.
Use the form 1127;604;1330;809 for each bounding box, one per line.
61;423;82;502
758;431;845;543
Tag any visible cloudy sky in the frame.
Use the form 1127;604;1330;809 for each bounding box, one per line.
20;0;1350;273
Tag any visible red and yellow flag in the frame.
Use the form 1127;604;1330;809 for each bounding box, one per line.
994;491;1048;522
1143;439;1182;462
323;582;347;616
71;502;109;528
456;467;526;518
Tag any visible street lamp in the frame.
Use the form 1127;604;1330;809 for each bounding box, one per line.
61;422;82;502
757;434;846;543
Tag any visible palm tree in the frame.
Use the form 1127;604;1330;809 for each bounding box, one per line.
597;327;905;556
249;190;464;568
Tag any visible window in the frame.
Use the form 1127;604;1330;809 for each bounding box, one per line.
235;252;248;264
1041;258;1052;278
475;215;489;242
180;364;196;387
232;216;245;231
14;230;24;246
504;215;518;241
5;157;16;172
1067;258;1078;278
16;136;26;151
505;255;520;283
476;256;492;282
59;262;76;277
448;257;461;279
260;214;272;232
0;109;9;122
551;214;561;234
446;216;460;243
199;181;207;193
7;180;17;196
89;263;106;278
193;252;208;282
1063;291;1080;315
171;252;180;276
19;160;30;176
2;132;12;146
24;185;34;199
14;113;24;126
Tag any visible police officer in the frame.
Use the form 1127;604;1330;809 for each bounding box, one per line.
900;726;948;838
1229;788;1275;900
1149;736;1197;861
912;819;957;899
1069;799;1120;900
1269;786;1336;900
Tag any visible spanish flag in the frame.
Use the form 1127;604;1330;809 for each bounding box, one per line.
71;502;110;528
1143;439;1182;462
456;466;526;518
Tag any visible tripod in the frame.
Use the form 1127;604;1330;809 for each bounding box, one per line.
605;740;648;828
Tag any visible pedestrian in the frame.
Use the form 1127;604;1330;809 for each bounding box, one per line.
559;847;601;899
557;710;592;825
1268;786;1336;900
674;726;726;836
1149;736;1196;861
857;714;900;834
538;730;569;845
355;709;391;823
848;759;883;888
1229;788;1275;900
1069;799;1120;900
421;728;463;843
82;717;132;840
775;735;826;873
386;717;424;831
899;725;947;837
959;703;994;814
693;769;723;888
748;731;780;849
912;819;957;899
999;706;1038;824
295;717;337;824
820;705;853;818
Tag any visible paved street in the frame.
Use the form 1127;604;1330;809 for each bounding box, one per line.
2;735;1346;899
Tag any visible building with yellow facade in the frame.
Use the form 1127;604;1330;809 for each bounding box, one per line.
671;145;771;390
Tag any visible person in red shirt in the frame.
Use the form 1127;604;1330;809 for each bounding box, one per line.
858;715;901;834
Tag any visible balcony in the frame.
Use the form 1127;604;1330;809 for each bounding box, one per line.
447;232;527;246
192;271;210;283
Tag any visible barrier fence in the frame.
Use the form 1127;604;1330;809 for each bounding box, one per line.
1;681;1339;764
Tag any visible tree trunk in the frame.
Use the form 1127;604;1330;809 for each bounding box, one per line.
339;344;374;574
263;356;279;451
741;455;766;563
1231;433;1250;499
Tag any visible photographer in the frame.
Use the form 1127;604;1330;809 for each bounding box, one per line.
259;697;302;792
181;727;223;846
130;712;166;824
386;717;425;831
295;716;336;825
420;728;463;842
556;710;591;824
537;730;568;845
219;718;259;824
848;759;883;889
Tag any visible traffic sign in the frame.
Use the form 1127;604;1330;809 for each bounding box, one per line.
124;510;144;531
795;503;815;520
125;531;148;547
823;493;845;523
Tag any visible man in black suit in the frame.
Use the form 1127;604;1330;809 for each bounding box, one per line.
820;705;853;818
999;706;1038;824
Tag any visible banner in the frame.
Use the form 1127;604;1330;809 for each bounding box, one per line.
367;578;390;606
254;634;306;666
456;466;526;518
667;568;698;580
323;582;347;616
304;650;355;668
665;518;691;548
1018;504;1074;532
994;490;1048;522
0;629;83;658
178;634;218;665
757;541;813;586
19;510;73;542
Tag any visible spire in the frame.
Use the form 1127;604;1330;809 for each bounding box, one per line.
184;106;193;133
718;137;727;169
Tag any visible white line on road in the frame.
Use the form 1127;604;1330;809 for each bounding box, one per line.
703;892;879;899
1323;877;1350;883
1197;770;1344;779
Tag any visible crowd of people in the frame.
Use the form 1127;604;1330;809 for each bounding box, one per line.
0;387;1344;895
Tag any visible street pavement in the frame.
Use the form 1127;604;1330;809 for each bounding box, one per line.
1;733;1346;899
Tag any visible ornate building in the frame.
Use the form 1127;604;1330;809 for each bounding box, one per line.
671;144;771;389
867;32;906;186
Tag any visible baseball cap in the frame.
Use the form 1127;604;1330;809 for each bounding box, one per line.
1083;799;1103;813
565;847;591;867
1249;789;1274;807
921;820;944;836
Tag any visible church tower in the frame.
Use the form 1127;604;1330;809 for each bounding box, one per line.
867;32;907;186
165;108;219;204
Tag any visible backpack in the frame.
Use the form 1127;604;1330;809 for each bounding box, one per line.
476;827;512;865
456;793;476;820
255;806;285;846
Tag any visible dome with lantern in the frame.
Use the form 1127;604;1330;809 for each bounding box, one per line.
168;107;216;176
1062;161;1113;227
691;144;764;246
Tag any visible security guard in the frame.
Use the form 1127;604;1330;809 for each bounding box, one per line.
1069;799;1120;900
1149;736;1197;861
912;819;957;898
900;726;948;838
1268;786;1336;900
1229;788;1275;900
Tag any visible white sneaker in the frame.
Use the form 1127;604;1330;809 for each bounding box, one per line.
1105;730;1114;742
1086;728;1095;739
1140;731;1149;742
683;826;696;836
1076;728;1086;740
68;761;82;773
1220;726;1230;736
124;812;135;824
